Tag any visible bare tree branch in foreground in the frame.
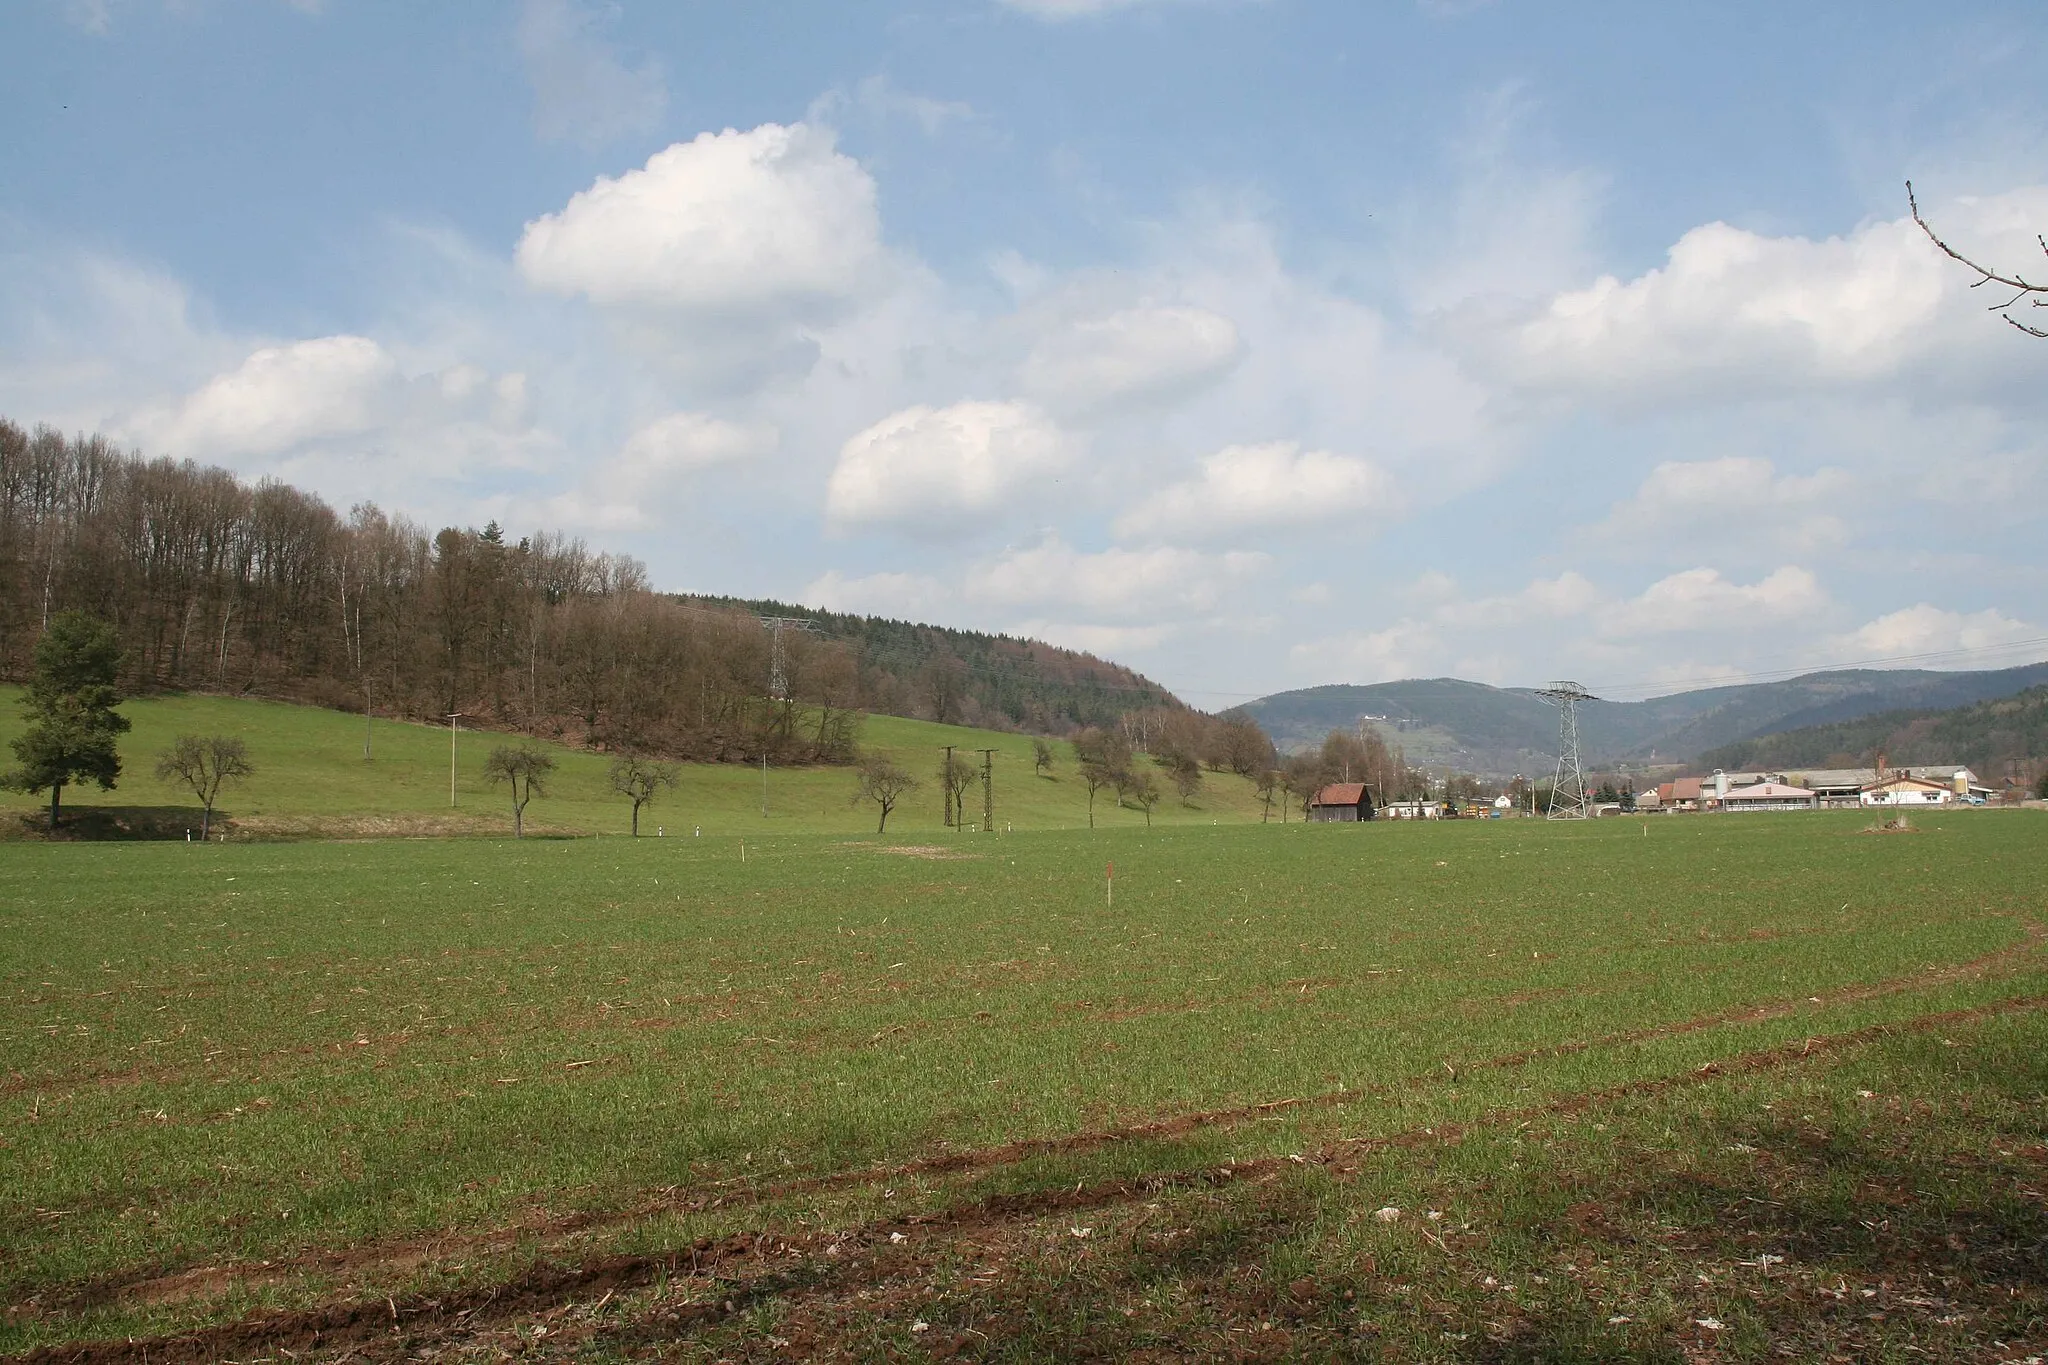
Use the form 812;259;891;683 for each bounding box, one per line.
1909;180;2048;338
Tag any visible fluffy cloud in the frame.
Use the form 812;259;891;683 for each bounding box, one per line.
1018;305;1241;415
517;0;668;147
619;412;776;474
824;400;1073;532
139;336;400;458
966;536;1267;621
516;123;883;316
1115;441;1397;541
1463;188;2048;399
1830;604;2045;663
117;335;546;503
543;412;777;530
1600;565;1828;636
1597;456;1850;548
802;536;1265;634
1437;571;1602;628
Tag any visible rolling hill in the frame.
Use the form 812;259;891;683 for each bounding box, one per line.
1697;685;2048;782
1241;662;2048;777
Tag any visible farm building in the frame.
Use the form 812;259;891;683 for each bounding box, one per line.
1790;765;1988;806
1309;782;1375;822
1381;800;1441;820
1719;781;1818;811
1860;775;1958;807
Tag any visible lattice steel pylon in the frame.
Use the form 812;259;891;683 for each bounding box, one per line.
756;616;815;700
1535;681;1599;819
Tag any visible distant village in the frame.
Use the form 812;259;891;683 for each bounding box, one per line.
1308;757;2022;822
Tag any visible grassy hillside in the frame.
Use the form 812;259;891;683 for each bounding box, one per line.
1698;684;2048;780
0;688;1273;839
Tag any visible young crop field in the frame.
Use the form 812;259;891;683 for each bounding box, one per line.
0;689;1270;840
3;811;2047;1360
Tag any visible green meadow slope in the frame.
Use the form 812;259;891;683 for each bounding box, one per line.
0;688;1272;838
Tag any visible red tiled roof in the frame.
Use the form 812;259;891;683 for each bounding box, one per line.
1313;783;1369;806
1670;777;1703;800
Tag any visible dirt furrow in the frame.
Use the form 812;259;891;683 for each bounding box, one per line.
18;990;2047;1365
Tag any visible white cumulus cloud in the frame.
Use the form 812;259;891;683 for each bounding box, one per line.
1600;565;1828;636
141;335;401;458
1597;456;1850;548
1115;441;1396;542
825;400;1073;532
1019;304;1241;415
966;535;1267;621
1461;188;2048;400
516;122;883;317
1830;604;2044;663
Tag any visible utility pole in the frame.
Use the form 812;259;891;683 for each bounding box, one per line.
940;745;956;827
761;751;768;818
445;712;464;807
978;748;997;834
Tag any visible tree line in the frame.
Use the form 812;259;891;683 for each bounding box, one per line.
0;419;1211;765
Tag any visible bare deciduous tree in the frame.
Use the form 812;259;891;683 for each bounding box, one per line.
1129;768;1162;826
852;753;918;832
1256;768;1282;823
1033;738;1055;777
483;743;555;838
609;752;678;836
155;734;252;840
937;752;976;827
1909;180;2048;338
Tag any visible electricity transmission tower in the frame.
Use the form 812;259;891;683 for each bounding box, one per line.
1535;681;1599;819
756;616;815;700
977;748;997;833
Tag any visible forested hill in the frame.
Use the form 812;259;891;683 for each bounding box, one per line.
681;595;1176;733
1696;686;2048;783
1243;663;2048;777
0;418;1194;764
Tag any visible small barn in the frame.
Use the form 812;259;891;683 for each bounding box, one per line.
1310;782;1375;822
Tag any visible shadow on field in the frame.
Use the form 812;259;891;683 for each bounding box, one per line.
7;805;224;841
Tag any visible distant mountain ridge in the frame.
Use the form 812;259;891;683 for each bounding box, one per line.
1240;663;2048;777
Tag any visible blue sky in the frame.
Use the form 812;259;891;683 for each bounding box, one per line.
4;0;2045;706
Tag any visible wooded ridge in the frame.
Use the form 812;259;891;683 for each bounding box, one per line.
0;418;1200;764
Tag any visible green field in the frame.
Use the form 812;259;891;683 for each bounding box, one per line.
0;688;1271;839
4;808;2047;1359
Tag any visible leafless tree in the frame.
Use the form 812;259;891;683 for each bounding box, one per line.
483;743;555;838
937;752;976;827
1164;751;1202;804
609;752;678;836
1255;768;1282;823
853;754;918;832
1033;738;1055;777
1129;768;1162;826
155;734;253;840
1077;757;1113;828
1909;181;2048;338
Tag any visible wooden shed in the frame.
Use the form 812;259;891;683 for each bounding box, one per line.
1309;782;1375;822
